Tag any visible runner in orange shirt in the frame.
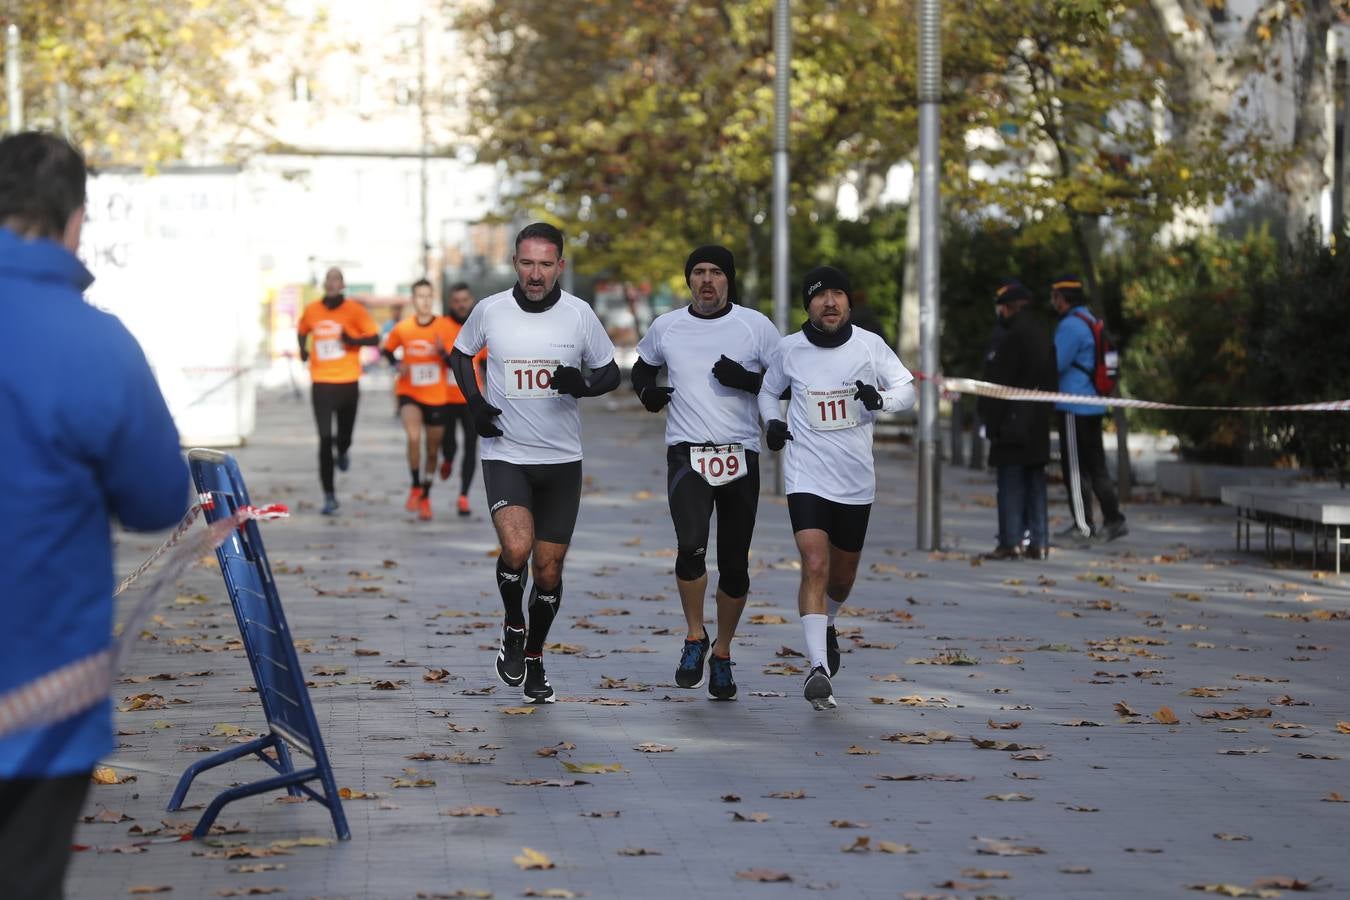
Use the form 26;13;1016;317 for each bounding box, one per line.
297;267;379;515
383;278;456;520
438;281;488;516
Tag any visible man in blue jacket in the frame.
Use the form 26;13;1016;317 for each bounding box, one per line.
0;132;189;899
1051;277;1126;542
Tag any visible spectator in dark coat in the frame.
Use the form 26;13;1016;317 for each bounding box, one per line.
976;279;1057;560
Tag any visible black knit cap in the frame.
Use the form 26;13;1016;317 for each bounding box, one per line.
684;245;738;302
994;278;1031;307
802;265;851;309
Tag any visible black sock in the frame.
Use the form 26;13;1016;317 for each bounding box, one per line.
496;558;527;628
410;468;421;489
420;479;431;499
524;582;562;655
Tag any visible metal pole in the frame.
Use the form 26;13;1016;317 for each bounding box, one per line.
417;11;430;279
771;0;791;494
6;24;21;134
916;0;941;549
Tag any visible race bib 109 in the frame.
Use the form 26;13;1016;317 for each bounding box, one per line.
806;387;860;431
690;443;747;486
504;358;562;399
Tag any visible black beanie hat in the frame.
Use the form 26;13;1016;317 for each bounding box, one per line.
994;278;1031;306
802;265;851;309
684;245;738;302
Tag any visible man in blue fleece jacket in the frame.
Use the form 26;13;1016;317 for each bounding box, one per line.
0;132;189;899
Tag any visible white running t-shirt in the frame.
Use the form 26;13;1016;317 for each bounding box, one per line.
454;288;616;465
635;304;781;452
758;327;916;504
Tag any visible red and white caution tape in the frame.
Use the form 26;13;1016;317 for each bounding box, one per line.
933;376;1350;413
0;500;289;739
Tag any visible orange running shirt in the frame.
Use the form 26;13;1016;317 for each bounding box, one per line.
298;299;378;384
385;315;457;405
438;317;487;405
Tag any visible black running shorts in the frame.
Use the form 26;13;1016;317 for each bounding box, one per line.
482;460;583;545
397;395;450;427
787;492;872;553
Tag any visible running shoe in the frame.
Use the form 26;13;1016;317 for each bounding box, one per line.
523;656;555;703
708;653;737;701
803;665;836;711
675;629;710;689
825;625;842;677
321;494;340;516
405;486;423;511
457;494;471;516
417;495;433;521
496;625;527;687
439;459;453;481
1097;519;1129;542
336;451;350;472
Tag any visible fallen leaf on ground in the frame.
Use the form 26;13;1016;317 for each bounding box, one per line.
501;707;537;715
1213;833;1251;841
1337;722;1350;734
878;773;973;782
988;720;1022;730
1065;805;1099;812
1297;753;1340;760
961;869;1011;879
1057;719;1102;727
1196;707;1272;721
1059;865;1093;874
720;794;741;802
1216;747;1269;756
735;869;792;882
1185;885;1280;898
633;742;675;753
986;793;1034;801
1011;752;1051;761
579;810;620;818
883;730;960;744
535;742;576;757
513;848;555;870
732;812;770;823
830;820;869;828
971;739;1041;752
128;888;172;895
337;788;381;800
562;762;624;774
1154;707;1180;725
975;838;1045;857
423;669;450;683
846;745;879;755
442;806;503;817
747;614;788;625
521;890;576;899
617;847;661;856
1252;876;1322;890
91;767;135;785
765;790;808;799
1322;792;1348;802
1114;702;1140;718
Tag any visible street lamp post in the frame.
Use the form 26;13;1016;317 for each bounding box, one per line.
916;0;942;549
771;0;791;494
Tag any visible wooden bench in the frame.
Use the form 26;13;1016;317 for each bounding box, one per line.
1220;485;1350;573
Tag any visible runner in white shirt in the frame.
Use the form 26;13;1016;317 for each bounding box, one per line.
450;223;619;703
758;265;916;710
631;245;780;700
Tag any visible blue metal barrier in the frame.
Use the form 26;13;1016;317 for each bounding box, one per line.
167;449;349;840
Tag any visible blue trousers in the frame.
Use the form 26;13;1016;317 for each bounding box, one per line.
996;464;1048;550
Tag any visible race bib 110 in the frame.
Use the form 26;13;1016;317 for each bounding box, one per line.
503;358;562;399
806;387;860;431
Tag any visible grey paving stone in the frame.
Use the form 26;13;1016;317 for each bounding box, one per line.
62;388;1350;900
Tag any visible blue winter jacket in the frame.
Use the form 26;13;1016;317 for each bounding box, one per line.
0;227;188;778
1053;305;1106;416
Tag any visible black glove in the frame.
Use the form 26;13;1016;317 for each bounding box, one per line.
854;380;884;411
468;396;503;438
712;355;762;393
766;419;793;452
299;349;309;363
639;386;674;413
551;364;588;398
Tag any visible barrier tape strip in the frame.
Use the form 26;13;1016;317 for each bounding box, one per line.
0;500;289;740
923;375;1350;413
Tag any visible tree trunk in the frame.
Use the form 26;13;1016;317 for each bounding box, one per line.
1282;4;1335;243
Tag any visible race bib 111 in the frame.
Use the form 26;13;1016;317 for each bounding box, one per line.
806;387;860;431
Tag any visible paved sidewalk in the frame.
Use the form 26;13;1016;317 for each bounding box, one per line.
67;388;1350;899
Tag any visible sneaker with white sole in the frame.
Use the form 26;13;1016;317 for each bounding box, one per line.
675;630;710;689
496;625;527;687
523;656;555;704
803;665;836;711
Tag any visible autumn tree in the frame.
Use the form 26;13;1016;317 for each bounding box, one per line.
1;1;295;167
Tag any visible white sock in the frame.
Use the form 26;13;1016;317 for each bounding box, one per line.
802;614;829;672
826;597;844;628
